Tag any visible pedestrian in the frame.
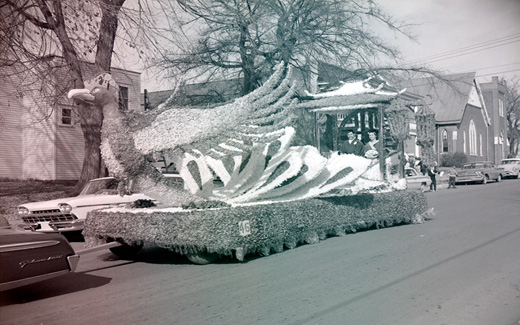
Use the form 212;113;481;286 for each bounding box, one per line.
340;129;364;156
416;158;426;175
447;168;457;189
427;162;440;191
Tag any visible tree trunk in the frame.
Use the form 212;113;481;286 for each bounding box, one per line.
73;105;104;193
73;0;125;193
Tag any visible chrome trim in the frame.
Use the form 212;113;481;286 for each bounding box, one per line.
0;269;70;292
67;254;80;272
75;203;123;208
75;241;121;256
0;240;61;253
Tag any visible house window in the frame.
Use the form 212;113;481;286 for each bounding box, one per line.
480;134;483;156
60;106;73;126
441;129;448;153
499;98;504;117
453;130;457;152
469;120;477;155
119;86;129;111
463;131;467;154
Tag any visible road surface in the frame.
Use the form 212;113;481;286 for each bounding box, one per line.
1;180;520;324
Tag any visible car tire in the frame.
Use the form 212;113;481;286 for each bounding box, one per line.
516;172;520;179
107;238;143;259
185;252;219;265
496;174;502;182
481;176;487;184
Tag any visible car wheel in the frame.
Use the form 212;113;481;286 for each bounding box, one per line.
516;172;520;179
496;174;502;182
107;238;143;259
185;252;219;265
482;176;488;184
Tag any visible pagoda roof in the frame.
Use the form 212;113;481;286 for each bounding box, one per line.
297;75;420;113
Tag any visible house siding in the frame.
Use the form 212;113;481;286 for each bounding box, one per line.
0;79;23;179
21;89;56;180
56;123;84;180
0;61;141;180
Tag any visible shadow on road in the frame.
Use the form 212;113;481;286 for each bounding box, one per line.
0;273;111;307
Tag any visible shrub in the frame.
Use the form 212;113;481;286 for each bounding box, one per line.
440;152;468;168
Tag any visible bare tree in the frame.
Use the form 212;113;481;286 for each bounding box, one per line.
501;77;520;157
156;0;417;95
0;0;168;191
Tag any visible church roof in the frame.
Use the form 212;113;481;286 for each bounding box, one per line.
397;72;479;124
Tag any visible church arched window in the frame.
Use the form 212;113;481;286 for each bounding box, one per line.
441;129;448;153
469;120;477;155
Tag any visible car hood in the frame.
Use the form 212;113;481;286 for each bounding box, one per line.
19;196;84;210
19;193;150;210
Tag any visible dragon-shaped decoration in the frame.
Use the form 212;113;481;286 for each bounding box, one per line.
68;64;401;207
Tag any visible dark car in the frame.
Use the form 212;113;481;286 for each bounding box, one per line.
0;217;79;291
456;161;503;184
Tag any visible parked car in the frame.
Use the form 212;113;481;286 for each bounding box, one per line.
456;161;503;184
0;217;79;291
405;168;431;191
16;176;181;234
499;158;520;179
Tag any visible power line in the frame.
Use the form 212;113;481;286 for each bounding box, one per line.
475;68;520;78
458;62;520;73
406;32;520;63
425;39;520;64
405;33;520;64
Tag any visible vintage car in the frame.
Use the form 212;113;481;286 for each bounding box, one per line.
499;158;520;179
0;217;79;291
456;161;503;184
16;176;181;233
405;168;431;191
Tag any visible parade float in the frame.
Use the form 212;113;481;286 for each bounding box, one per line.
69;64;429;264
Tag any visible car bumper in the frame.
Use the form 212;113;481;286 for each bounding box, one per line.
19;219;84;233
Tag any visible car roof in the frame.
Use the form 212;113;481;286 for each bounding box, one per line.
501;158;520;161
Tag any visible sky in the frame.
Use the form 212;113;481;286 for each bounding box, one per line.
135;0;520;92
375;0;520;83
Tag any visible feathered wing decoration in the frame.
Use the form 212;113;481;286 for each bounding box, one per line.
164;64;403;205
133;63;296;156
69;64;402;208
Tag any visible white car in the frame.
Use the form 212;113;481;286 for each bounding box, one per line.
16;177;176;233
499;158;520;179
405;168;431;192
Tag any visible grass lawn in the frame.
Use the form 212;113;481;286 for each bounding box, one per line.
0;179;77;227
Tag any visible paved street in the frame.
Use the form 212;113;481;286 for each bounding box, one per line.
1;180;520;325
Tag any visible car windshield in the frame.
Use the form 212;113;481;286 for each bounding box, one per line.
405;169;417;177
80;178;119;195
